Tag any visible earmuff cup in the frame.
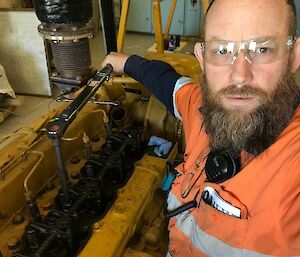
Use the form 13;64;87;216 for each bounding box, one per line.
205;150;241;183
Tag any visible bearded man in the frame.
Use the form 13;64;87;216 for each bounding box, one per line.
102;0;300;256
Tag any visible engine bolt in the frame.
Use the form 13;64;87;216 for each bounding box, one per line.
46;182;55;191
52;71;59;77
42;200;52;210
12;214;24;224
71;156;80;164
93;222;101;230
71;171;80;179
91;135;100;142
7;237;19;249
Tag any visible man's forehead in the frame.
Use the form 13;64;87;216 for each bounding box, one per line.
206;0;288;14
204;0;290;41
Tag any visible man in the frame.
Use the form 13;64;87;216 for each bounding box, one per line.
101;0;300;256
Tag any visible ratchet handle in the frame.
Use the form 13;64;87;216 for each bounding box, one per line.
47;64;113;139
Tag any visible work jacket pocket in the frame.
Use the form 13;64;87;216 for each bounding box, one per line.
196;196;250;250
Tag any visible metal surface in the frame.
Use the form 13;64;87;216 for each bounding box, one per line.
34;3;96;92
145;52;202;82
0;73;185;257
0;2;203;256
46;65;112;208
47;64;112;139
51;39;91;79
79;147;177;257
37;22;95;41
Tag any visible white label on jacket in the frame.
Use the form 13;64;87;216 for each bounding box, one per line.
202;186;241;218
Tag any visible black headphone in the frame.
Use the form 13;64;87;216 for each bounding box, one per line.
205;150;241;183
163;150;241;218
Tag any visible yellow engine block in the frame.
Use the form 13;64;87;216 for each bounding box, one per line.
0;53;200;257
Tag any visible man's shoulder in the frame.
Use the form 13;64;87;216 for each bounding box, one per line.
175;78;201;98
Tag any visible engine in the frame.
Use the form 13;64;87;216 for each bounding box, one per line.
0;67;188;257
13;128;147;257
0;0;202;256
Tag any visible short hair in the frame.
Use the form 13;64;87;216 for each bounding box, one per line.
202;0;297;38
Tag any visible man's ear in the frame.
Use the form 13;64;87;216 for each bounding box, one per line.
291;37;300;73
194;42;205;72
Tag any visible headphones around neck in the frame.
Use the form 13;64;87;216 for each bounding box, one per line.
205;150;241;183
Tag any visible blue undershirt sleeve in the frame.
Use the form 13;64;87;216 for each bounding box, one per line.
124;55;182;114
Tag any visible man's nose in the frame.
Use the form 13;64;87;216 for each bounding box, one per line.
229;52;253;87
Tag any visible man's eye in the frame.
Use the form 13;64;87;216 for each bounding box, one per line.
217;48;228;55
255;47;270;54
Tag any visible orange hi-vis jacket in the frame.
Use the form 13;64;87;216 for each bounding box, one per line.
166;80;300;257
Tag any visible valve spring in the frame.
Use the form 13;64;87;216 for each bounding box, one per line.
69;193;87;213
26;227;41;251
51;39;91;78
33;233;55;257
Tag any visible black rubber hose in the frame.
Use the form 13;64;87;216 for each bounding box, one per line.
33;0;93;23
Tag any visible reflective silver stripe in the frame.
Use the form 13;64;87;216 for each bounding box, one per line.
169;193;300;257
166;252;173;257
167;191;184;210
173;76;193;121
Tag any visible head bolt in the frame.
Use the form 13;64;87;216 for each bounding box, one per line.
7;237;19;249
12;214;24;224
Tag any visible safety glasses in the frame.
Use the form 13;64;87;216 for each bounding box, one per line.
201;36;295;66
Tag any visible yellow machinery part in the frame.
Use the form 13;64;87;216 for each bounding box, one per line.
79;147;178;257
0;80;180;257
0;0;205;255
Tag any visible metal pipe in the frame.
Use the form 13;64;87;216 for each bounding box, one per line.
23;151;45;202
52;138;70;204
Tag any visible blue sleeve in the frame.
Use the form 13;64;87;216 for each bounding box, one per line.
124;55;181;114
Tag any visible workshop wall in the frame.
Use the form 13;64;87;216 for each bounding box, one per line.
0;10;51;96
0;0;23;8
126;0;202;36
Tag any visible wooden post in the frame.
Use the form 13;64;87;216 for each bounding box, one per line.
117;0;130;53
152;0;164;54
163;0;177;40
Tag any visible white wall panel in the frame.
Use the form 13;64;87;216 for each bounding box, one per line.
0;11;51;96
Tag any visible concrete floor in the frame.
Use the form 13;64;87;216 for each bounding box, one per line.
0;31;300;141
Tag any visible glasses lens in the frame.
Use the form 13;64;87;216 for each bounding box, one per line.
202;36;293;66
203;41;235;66
248;37;292;64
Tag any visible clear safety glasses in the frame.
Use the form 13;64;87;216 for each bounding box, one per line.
201;36;295;66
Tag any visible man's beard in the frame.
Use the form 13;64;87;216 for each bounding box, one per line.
201;67;300;156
